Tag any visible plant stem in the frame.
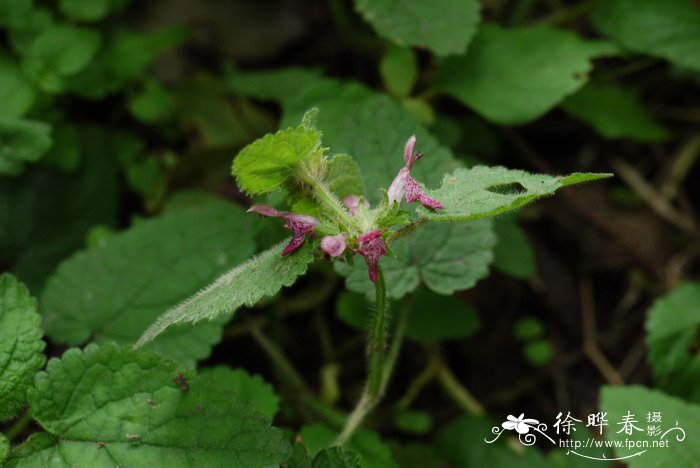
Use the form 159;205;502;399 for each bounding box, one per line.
436;358;485;416
6;409;33;442
250;326;310;395
335;266;392;445
386;218;427;244
304;171;361;233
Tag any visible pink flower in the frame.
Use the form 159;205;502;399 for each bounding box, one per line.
357;230;387;282
387;135;444;209
248;205;320;256
321;234;346;257
342;195;369;216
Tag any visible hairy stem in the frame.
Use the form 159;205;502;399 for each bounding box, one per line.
387;218;427;244
300;170;360;234
335;266;394;445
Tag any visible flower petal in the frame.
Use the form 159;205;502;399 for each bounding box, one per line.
403;135;420;169
502;421;517;430
515;423;531;435
321;234;346;257
405;176;444;209
387;167;409;204
248;204;286;218
282;233;306;256
357;230;387;283
343;195;369;216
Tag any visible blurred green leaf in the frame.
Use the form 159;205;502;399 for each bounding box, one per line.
493;215;536;279
354;0;480;55
380;46;417;97
43;124;81;172
601;386;700;467
337;220;495;300
523;339;553;366
300;423;397;468
0;116;51;175
592;0;700;72
312;447;361;468
202;367;280;418
436;24;616;124
0;55;35;118
405;289;480;343
326;154;366;199
58;0;128;22
394;410;432;434
392;444;447;468
0;0;32;29
128;80;175;125
0;274;45;422
41;198;257;363
8;343;291;467
646;282;700;403
514;317;544;340
0;433;7;463
562;84;670;142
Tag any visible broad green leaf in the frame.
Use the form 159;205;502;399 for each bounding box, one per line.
592;0;700;72
523;340;553;366
0;55;35;118
326;154;366;198
392;444;447;468
435;24;616;124
0;127;119;291
21;25;101;93
336;289;479;342
59;0;114;22
202;367;280;417
645;282;700;403
600;386;700;467
337;220;495;300
8;343;291;467
417;167;612;221
128;79;175;125
41;199;257;363
0;274;45;421
0;116;51;175
312;447;361;468
135;240;316;350
394;411;432;434
354;0;480;56
562;84;670;142
232;125;323;195
0;0;32;29
514;317;544;340
300;423;397;468
380;46;417;97
43;124;81;172
493;215;536;279
434;415;555;467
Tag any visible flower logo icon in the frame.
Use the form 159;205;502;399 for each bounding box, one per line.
502;414;540;434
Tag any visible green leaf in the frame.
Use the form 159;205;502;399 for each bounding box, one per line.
380;46;417;98
493;215;536;279
8;343;291;467
201;367;280;417
645;282;700;403
326;154;366;198
392;444;447;468
562;84;670;142
0;433;8;463
43;124;81;172
0;55;35;118
0;116;51;175
523;340;553;366
0;127;119;292
337;220;495;300
394;411;432;434
59;0;111;22
354;0;480;56
0;0;32;29
0;274;45;421
232;126;323;195
434;415;555;467
418;166;612;221
435;24;616;124
135;240;316;350
514;317;544;340
312;447;361;468
41;199;257;364
600;385;700;467
592;0;700;72
21;25;101;94
300;423;397;468
128;79;175;125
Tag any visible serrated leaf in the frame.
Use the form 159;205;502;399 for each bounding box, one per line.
0;127;119;291
41;198;257;364
562;84;670;142
326;154;366;198
493;215;536;279
232;126;323;195
0;116;51;175
8;343;291;467
337;220;495;300
21;25;101;94
0;55;35;118
417;166;612;221
300;423;397;468
645;282;700;403
380;46;417;98
135;240;316;350
435;24;616;124
0;274;45;421
600;386;700;467
592;0;700;72
202;367;280;417
312;447;361;468
354;0;480;56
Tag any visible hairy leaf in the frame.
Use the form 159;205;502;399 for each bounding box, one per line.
202;367;280;417
0;274;45;421
562;84;669;142
326;154;366;198
232;125;322;195
135;240;315;349
41;198;256;363
337;220;495;299
435;24;616;124
593;0;700;72
300;423;397;468
354;0;480;56
646;283;700;403
7;343;291;467
417;167;612;221
600;386;700;467
312;447;361;468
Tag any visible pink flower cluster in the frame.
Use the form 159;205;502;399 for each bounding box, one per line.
247;136;442;282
